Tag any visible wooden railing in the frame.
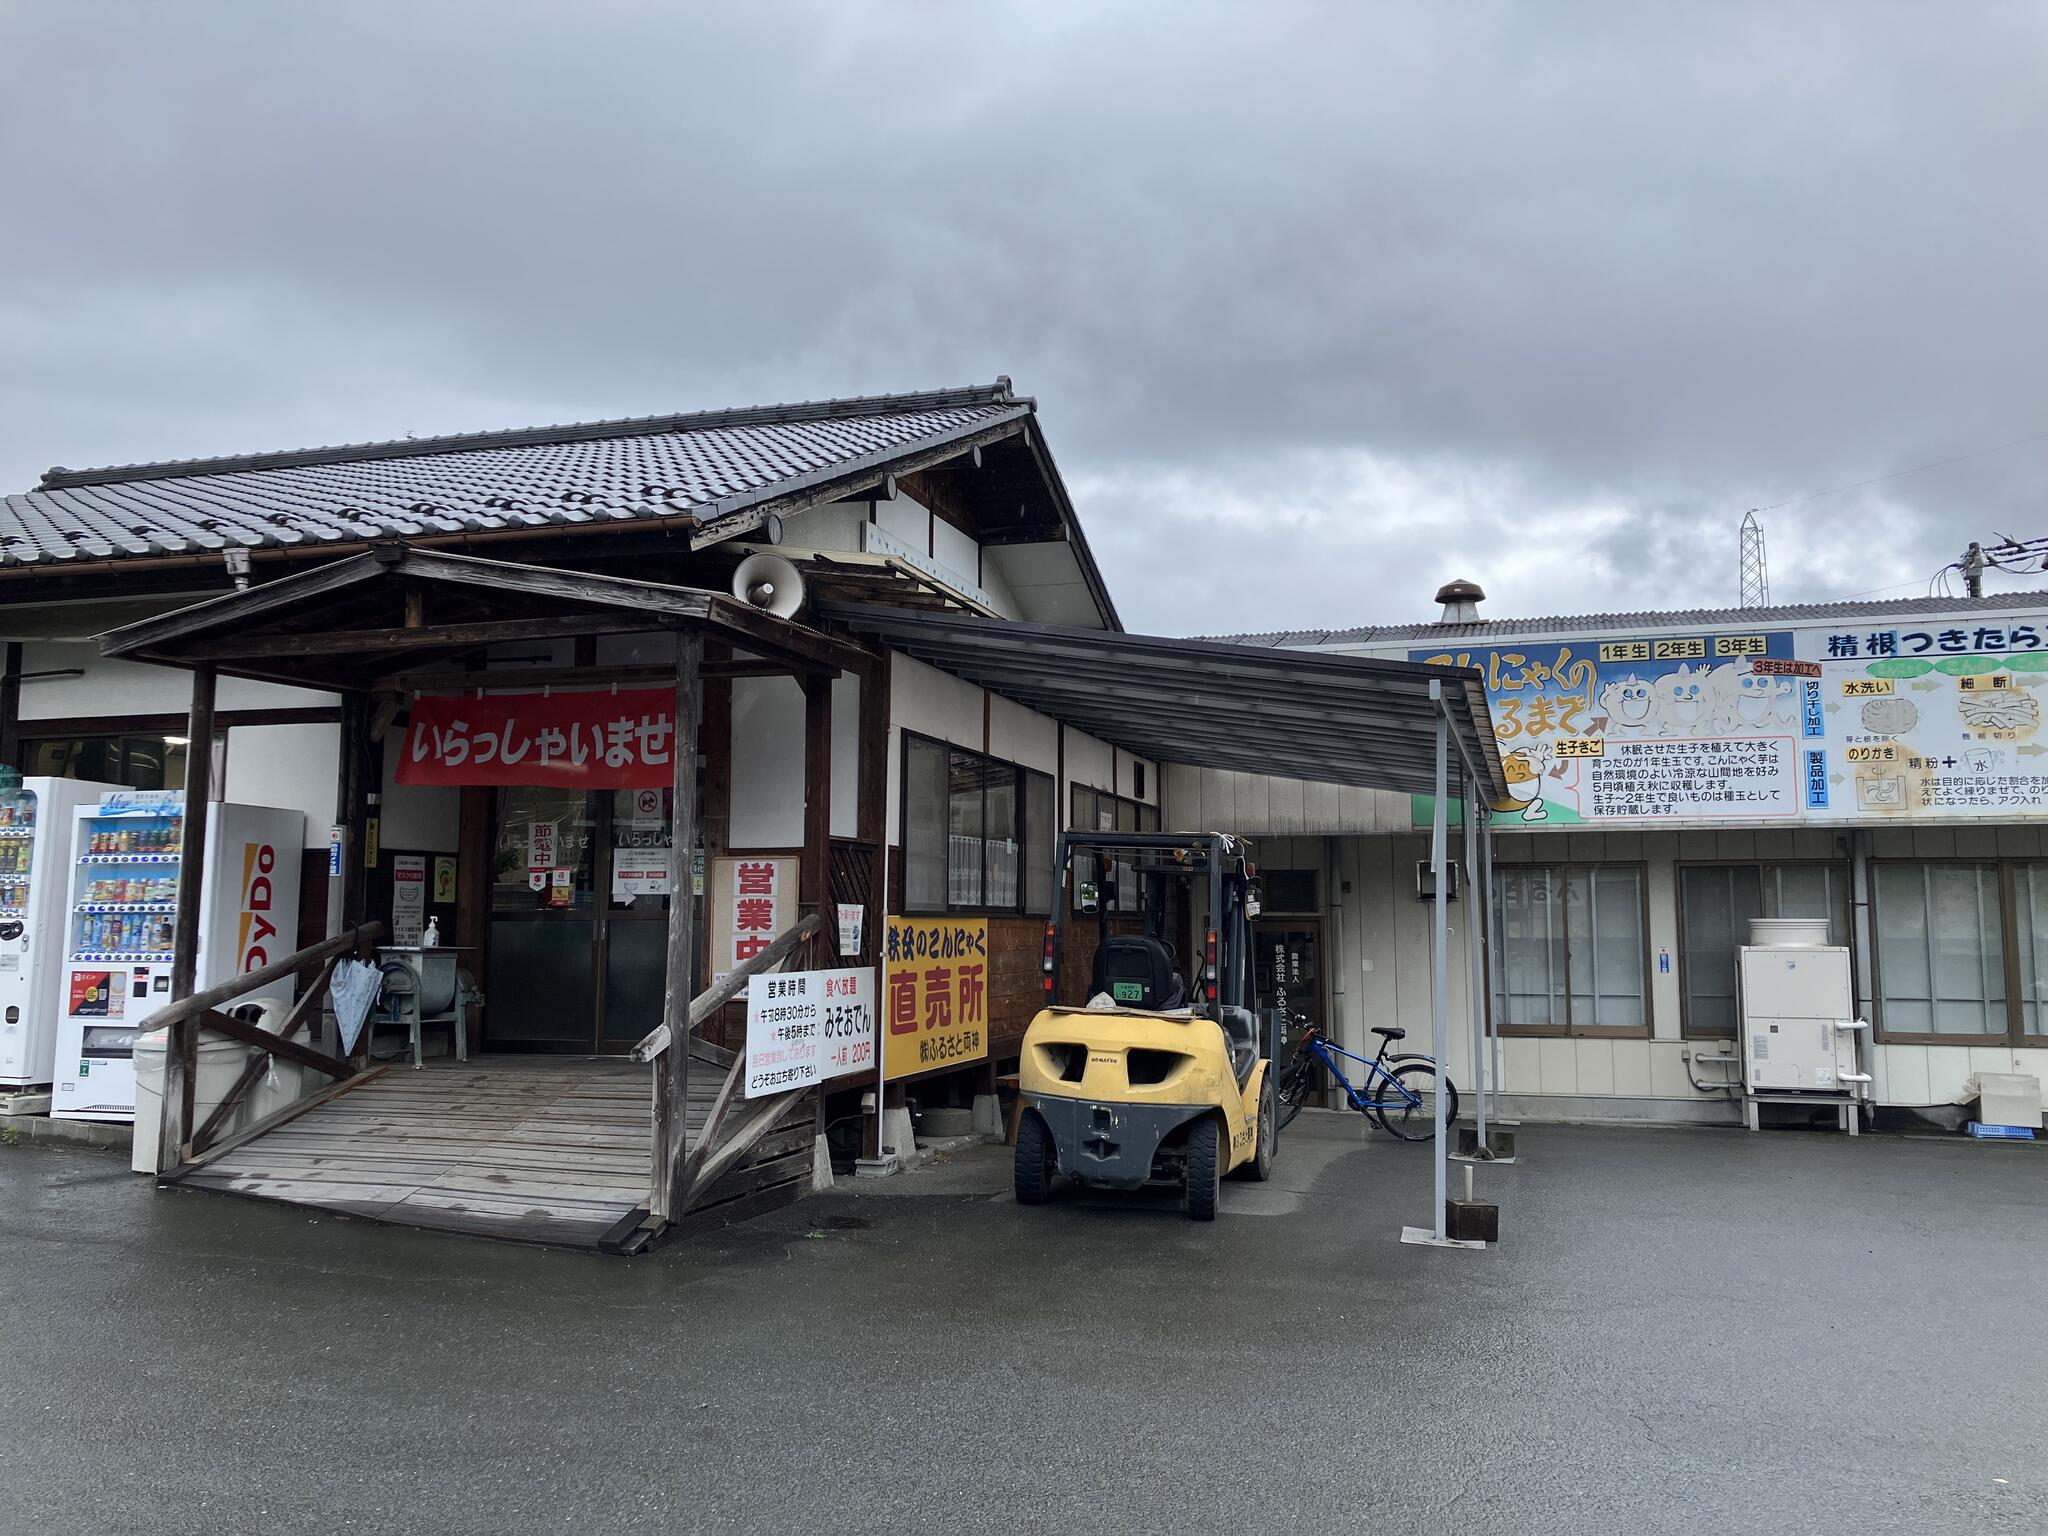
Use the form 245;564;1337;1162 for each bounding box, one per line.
631;912;820;1224
148;922;386;1175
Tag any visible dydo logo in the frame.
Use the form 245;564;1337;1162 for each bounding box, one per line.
236;842;279;972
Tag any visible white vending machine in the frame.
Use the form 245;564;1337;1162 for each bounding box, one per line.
52;791;305;1123
0;776;125;1090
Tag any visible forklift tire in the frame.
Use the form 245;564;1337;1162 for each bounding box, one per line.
1238;1073;1277;1182
1183;1116;1221;1221
1014;1112;1055;1205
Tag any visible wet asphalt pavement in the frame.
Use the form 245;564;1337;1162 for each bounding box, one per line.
1;1115;2044;1535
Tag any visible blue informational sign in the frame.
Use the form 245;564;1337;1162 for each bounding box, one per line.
1805;750;1830;809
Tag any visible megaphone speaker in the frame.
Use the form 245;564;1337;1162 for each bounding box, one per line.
732;552;806;619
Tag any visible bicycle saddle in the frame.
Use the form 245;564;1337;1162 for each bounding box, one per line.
1371;1026;1406;1041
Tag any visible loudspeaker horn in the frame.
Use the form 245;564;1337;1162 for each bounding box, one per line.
732;551;806;619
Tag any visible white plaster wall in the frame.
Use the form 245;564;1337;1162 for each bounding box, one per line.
780;500;866;553
730;676;806;849
224;724;340;849
932;517;978;589
873;494;929;552
18;641;334;718
378;737;460;853
884;654;984;846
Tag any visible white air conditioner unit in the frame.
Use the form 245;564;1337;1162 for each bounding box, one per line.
1737;919;1869;1109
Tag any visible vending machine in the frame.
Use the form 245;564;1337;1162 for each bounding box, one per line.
0;776;125;1090
52;791;305;1124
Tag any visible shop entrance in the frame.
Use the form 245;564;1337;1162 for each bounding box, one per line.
1255;919;1324;1063
486;786;699;1053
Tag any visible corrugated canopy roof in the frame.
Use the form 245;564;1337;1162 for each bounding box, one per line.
825;604;1503;801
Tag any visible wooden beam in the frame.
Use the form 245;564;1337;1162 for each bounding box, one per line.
196;1007;354;1080
375;658;793;694
189;955;338;1154
0;642;22;769
801;671;832;958
147;923;385;1035
170;613;666;661
655;632;704;1224
630;913;822;1063
161;663;215;1171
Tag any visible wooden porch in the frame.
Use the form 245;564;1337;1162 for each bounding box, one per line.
170;1047;816;1251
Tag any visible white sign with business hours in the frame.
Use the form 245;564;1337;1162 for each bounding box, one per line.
743;968;876;1098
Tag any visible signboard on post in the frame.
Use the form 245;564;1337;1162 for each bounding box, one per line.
744;968;876;1098
709;855;798;983
397;688;680;788
391;853;427;945
882;916;989;1080
1414;607;2048;825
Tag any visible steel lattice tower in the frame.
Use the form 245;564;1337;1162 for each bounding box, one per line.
1739;511;1769;609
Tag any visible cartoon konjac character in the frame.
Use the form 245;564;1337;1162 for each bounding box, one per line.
1494;745;1550;822
1655;662;1712;734
1597;673;1655;735
1732;668;1780;730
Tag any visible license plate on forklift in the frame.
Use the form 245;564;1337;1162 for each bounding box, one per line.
1112;981;1143;1003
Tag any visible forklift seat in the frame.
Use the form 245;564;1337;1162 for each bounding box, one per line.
1091;935;1187;1010
1219;1006;1258;1086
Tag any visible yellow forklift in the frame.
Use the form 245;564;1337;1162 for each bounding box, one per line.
1014;831;1275;1220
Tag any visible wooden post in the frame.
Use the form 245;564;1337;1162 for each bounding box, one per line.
658;632;704;1222
801;672;833;957
801;671;833;1159
0;642;22;769
856;650;890;1159
162;664;216;1171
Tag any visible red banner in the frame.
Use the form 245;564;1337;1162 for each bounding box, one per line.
396;689;681;788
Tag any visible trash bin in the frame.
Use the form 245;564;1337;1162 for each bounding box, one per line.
131;995;301;1174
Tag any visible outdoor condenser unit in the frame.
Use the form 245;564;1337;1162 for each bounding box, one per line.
1736;918;1870;1133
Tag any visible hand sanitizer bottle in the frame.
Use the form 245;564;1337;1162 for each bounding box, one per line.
422;917;440;948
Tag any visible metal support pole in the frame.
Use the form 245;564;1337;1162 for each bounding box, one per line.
1429;705;1450;1238
1481;812;1501;1131
1463;769;1486;1149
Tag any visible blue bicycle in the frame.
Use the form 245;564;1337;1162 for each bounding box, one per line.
1276;1021;1459;1141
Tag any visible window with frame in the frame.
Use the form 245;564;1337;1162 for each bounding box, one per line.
1070;784;1158;913
1491;864;1647;1035
1678;862;1849;1037
901;733;1054;915
1875;862;2008;1038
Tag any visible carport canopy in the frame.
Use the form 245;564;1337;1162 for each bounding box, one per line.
821;603;1504;801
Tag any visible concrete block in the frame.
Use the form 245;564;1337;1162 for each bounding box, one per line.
1444;1197;1499;1244
853;1154;901;1179
881;1105;915;1157
918;1106;975;1138
970;1093;1004;1141
811;1133;835;1192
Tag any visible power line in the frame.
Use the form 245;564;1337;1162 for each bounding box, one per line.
1747;427;2048;516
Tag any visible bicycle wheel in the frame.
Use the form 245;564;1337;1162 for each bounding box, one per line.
1369;1061;1459;1142
1276;1052;1323;1129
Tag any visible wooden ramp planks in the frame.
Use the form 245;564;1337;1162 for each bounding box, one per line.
176;1058;656;1249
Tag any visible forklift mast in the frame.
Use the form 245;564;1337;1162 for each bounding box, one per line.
1043;831;1258;1025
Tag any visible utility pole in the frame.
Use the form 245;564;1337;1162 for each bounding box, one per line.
1962;541;1986;598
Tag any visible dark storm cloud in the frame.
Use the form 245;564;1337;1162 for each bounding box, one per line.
3;1;2045;631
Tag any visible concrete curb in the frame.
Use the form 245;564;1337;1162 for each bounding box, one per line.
3;1116;133;1152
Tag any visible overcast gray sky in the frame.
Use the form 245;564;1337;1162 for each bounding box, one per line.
4;2;2045;633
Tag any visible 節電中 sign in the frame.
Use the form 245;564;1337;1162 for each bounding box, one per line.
391;853;427;945
744;967;876;1098
396;689;681;788
709;855;796;982
883;916;989;1081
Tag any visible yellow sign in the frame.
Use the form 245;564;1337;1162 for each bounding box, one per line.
1714;634;1768;657
1840;678;1894;696
1553;736;1605;759
883;916;989;1080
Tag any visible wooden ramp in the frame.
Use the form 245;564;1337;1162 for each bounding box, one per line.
172;1053;816;1251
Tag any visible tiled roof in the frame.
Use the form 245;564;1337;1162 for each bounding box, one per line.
2;382;1028;567
1209;587;2048;648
